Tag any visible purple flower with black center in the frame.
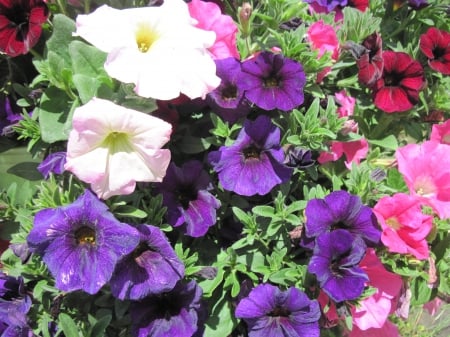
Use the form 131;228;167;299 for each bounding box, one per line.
37;152;67;179
308;229;368;302
235;283;321;337
27;189;140;294
130;280;206;337
208;115;293;196
109;224;184;300
206;57;251;124
156;160;221;237
240;51;306;111
302;190;381;248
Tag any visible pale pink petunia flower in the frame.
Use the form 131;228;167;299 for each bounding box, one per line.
430;119;450;145
65;98;172;200
395;140;450;219
423;297;443;316
351;249;402;331
188;0;239;60
318;139;369;169
75;0;220;100
374;193;433;260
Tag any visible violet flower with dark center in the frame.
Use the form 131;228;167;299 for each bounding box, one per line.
208;115;293;196
240;51;306;111
308;230;368;302
109;224;185;300
235;283;321;337
156;160;221;237
27;189;140;294
206;57;251;124
303;190;381;247
37;151;67;179
130;280;205;337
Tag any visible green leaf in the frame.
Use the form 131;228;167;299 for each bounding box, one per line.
69;40;108;76
46;14;76;61
204;294;238;337
368;135;398;150
89;314;112;337
58;313;80;337
252;205;275;218
114;205;147;218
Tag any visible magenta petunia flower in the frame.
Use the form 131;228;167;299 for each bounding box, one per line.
27;190;140;294
156;160;221;237
372;51;425;113
308;229;368;303
420;27;450;75
355;32;384;88
109;224;185;300
208;115;293;196
430;119;450;145
235;283;321;337
0;0;49;57
240;51;306;111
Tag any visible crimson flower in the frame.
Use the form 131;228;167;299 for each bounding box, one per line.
420;27;450;75
372;51;425;113
0;0;49;57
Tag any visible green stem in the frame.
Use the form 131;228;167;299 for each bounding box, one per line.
84;0;90;14
56;0;68;16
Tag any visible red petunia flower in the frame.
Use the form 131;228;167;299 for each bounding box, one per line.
0;0;49;57
357;32;384;87
420;27;450;75
372;51;425;113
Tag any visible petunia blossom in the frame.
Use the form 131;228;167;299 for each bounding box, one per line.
27;190;140;294
235;283;321;337
430;119;450;144
348;320;400;337
395;140;450;219
374;193;433;260
110;224;185;300
372;51;425;113
318;139;369;169
37;152;67;179
188;0;239;60
75;0;220;100
419;27;450;75
65;98;172;200
0;0;49;57
208;115;293;196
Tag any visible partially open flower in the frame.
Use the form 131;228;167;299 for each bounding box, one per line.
420;27;450;75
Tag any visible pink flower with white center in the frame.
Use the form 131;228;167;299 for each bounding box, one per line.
395;140;450;219
75;0;220;100
374;193;433;260
188;0;239;60
318;139;369;169
430;119;450;145
65;98;172;200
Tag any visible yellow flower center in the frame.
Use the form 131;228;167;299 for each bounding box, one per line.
75;226;96;245
386;217;401;230
135;23;159;53
102;131;133;153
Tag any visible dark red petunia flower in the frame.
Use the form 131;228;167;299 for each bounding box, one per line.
420;27;450;75
0;0;49;57
347;0;369;11
356;32;384;87
372;51;425;113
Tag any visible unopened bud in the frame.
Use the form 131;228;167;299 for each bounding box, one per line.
239;3;252;37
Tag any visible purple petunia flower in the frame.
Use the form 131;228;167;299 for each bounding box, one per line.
27;189;140;294
208;115;293;196
156;160;221;237
206;57;251;124
303;190;381;247
303;0;348;12
130;280;206;337
0;273;33;336
109;224;185;300
308;229;368;302
283;146;315;169
37;152;67;179
235;283;321;337
240;51;306;111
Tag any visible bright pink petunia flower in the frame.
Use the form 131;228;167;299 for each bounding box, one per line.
351;249;402;331
395;140;450;219
348;320;400;337
372;51;425;113
318;139;369;169
430;119;450;144
65;98;172;200
374;193;433;260
420;27;450;75
0;0;49;57
188;0;239;60
335;90;356;118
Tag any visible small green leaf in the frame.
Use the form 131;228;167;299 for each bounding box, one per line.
368;135;398;150
58;313;80;337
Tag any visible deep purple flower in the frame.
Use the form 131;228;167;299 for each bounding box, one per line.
240;52;306;111
37;152;67;179
308;230;368;302
208;115;293;196
130;280;205;337
408;0;428;9
283;146;315;169
303;0;348;12
303;190;381;247
206;57;251;124
0;95;24;135
0;274;32;336
235;283;321;337
156;160;221;237
27;189;140;294
109;224;185;300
